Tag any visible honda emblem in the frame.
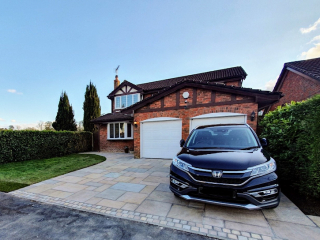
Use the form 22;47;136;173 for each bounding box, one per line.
212;170;223;178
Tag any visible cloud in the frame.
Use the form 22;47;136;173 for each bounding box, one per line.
300;18;320;34
0;118;5;121
301;43;320;59
308;35;320;44
264;78;278;91
11;119;16;123
7;89;23;95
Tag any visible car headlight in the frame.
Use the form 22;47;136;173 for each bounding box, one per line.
172;157;191;172
248;159;276;176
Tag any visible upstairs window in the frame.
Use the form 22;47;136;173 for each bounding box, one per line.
108;122;133;140
115;93;140;109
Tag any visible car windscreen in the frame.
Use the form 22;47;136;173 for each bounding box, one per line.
186;126;259;150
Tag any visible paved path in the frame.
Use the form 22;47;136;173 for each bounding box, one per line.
0;192;214;240
10;152;320;240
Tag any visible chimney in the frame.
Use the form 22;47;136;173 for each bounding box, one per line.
114;75;120;89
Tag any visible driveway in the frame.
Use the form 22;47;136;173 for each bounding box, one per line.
11;152;320;240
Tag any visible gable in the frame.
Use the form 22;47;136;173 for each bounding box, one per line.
115;85;139;96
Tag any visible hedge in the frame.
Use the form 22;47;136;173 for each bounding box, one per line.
0;131;92;164
260;94;320;198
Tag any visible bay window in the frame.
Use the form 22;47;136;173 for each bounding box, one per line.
108;122;133;140
115;93;140;109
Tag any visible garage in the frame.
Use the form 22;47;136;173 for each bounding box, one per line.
140;117;182;159
190;112;247;132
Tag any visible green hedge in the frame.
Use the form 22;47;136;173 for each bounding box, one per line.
0;131;92;164
260;94;320;198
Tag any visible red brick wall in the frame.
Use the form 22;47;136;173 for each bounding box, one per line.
133;102;258;158
270;71;320;111
225;80;242;87
164;92;176;107
196;89;211;104
99;124;134;152
216;92;232;102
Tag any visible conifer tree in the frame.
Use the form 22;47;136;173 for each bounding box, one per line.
83;81;101;132
52;91;77;131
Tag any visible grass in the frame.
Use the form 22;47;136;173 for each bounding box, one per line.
0;154;106;193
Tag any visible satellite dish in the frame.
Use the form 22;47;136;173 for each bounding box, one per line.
182;92;189;99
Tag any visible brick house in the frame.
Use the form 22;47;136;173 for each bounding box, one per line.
92;66;282;158
268;57;320;112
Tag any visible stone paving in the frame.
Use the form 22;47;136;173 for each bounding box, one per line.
10;152;320;240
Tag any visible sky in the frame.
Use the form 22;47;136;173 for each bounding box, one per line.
1;0;320;129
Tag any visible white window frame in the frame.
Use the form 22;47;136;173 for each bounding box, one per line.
107;122;133;140
114;93;140;109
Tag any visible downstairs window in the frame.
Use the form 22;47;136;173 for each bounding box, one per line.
108;122;133;140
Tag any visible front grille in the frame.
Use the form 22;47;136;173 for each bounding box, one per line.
190;173;248;185
190;188;250;204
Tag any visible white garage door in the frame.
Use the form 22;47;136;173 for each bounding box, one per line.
141;117;182;159
190;112;247;132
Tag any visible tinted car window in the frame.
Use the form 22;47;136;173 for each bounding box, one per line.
186;126;259;149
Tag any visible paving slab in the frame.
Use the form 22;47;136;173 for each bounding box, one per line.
136;200;172;217
167;204;204;223
308;215;320;227
52;183;87;193
117;192;148;204
65;190;97;202
110;182;146;192
262;205;316;226
268;219;320;240
147;190;188;205
95;188;125;200
205;204;269;227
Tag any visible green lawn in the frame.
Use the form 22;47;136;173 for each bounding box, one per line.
0;154;106;192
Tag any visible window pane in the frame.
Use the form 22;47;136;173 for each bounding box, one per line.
120;123;125;138
121;95;126;108
110;124;114;138
133;94;138;104
127;124;132;138
115;97;120;109
115;123;119;138
127;94;133;107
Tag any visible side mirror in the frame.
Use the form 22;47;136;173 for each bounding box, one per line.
260;138;268;147
180;139;185;147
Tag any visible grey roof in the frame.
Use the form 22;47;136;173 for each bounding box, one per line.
91;113;133;123
136;66;247;91
285;57;320;81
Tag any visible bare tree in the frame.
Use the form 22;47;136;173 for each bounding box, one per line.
16;125;21;130
37;121;44;131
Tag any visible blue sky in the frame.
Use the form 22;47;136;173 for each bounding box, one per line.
1;1;320;129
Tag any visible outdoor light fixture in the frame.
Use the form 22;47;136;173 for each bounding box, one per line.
134;121;138;127
251;111;256;121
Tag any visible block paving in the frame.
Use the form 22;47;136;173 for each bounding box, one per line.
10;152;320;240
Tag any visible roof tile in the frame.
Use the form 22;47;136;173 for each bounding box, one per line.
285;57;320;81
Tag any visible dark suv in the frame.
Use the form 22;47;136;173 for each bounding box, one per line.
169;124;280;210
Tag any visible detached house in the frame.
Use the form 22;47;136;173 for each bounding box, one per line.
92;66;282;159
268;57;320;112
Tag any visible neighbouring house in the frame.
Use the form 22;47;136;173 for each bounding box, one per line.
92;66;282;158
267;57;320;112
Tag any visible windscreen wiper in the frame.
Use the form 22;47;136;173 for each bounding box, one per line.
240;146;259;150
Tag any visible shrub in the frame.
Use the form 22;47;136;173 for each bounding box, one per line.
260;94;320;198
0;131;92;164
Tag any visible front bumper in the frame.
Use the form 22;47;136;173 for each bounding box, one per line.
170;165;280;210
